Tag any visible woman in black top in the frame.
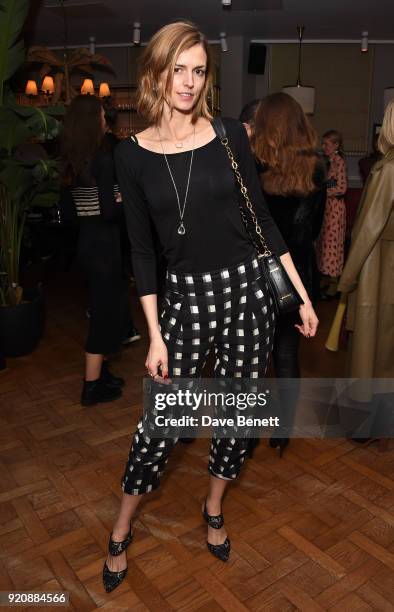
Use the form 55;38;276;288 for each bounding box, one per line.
252;92;326;454
103;21;318;592
61;95;130;406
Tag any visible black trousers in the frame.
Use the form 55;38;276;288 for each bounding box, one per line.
122;256;276;495
271;311;301;435
78;220;130;354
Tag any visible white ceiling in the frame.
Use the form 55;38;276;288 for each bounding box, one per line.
27;0;394;47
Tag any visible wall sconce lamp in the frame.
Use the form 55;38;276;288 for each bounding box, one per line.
41;76;55;100
99;82;111;98
81;78;95;95
25;80;38;98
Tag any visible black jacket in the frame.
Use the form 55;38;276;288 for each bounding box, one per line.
261;162;326;296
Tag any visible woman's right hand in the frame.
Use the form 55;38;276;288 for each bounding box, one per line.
145;334;169;382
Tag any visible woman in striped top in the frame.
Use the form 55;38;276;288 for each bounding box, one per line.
61;95;130;406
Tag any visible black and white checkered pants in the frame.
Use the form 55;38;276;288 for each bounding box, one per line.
122;256;276;495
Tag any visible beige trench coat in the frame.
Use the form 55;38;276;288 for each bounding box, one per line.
338;148;394;383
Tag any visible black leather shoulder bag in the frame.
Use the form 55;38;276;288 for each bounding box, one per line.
212;117;303;315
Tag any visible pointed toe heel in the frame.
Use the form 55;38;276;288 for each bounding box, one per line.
202;498;231;562
103;562;128;593
102;527;133;593
207;537;231;562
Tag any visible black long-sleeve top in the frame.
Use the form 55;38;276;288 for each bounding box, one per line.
67;151;121;222
115;118;288;297
262;162;326;295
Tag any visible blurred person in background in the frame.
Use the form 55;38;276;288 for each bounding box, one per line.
103;103;141;344
316;129;347;298
337;100;394;443
252;92;326;456
61;95;130;406
239;99;260;139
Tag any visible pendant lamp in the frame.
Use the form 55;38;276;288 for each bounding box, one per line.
282;26;315;115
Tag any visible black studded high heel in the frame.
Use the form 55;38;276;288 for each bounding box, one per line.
269;437;289;458
202;498;231;562
102;527;133;593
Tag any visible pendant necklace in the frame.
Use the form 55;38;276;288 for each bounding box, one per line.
157;126;196;235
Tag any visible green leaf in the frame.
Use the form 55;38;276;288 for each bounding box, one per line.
43;105;66;117
0;160;33;207
0;0;30;103
30;191;59;207
23;109;62;141
0;107;30;153
12;103;64;117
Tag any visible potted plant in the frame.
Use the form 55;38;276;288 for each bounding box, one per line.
0;0;65;356
0;120;62;356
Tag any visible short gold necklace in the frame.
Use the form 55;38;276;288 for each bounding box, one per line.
172;130;195;149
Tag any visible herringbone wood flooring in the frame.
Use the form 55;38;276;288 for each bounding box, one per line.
0;266;393;611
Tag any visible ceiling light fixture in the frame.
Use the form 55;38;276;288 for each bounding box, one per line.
361;31;368;53
282;26;315;115
89;36;95;55
220;32;228;53
222;0;232;6
133;22;141;45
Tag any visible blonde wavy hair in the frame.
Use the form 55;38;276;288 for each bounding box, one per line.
136;21;214;125
378;100;394;154
252;92;319;197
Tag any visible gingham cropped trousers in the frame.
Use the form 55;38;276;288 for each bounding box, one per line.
122;256;276;495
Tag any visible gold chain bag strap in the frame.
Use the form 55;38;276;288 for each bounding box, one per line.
213;118;303;314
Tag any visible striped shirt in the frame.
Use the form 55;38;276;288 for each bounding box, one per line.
71;184;120;217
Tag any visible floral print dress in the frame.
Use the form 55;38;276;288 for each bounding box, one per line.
316;154;347;276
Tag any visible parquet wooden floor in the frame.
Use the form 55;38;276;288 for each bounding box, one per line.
0;265;393;611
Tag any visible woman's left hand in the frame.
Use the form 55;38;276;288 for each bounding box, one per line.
295;301;319;337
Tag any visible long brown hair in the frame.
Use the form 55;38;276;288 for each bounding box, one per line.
252;92;319;197
61;94;105;183
136;20;214;125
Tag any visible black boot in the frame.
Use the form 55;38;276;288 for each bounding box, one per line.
122;326;141;345
81;379;122;406
269;437;289;458
178;437;196;444
101;361;125;388
247;438;260;458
